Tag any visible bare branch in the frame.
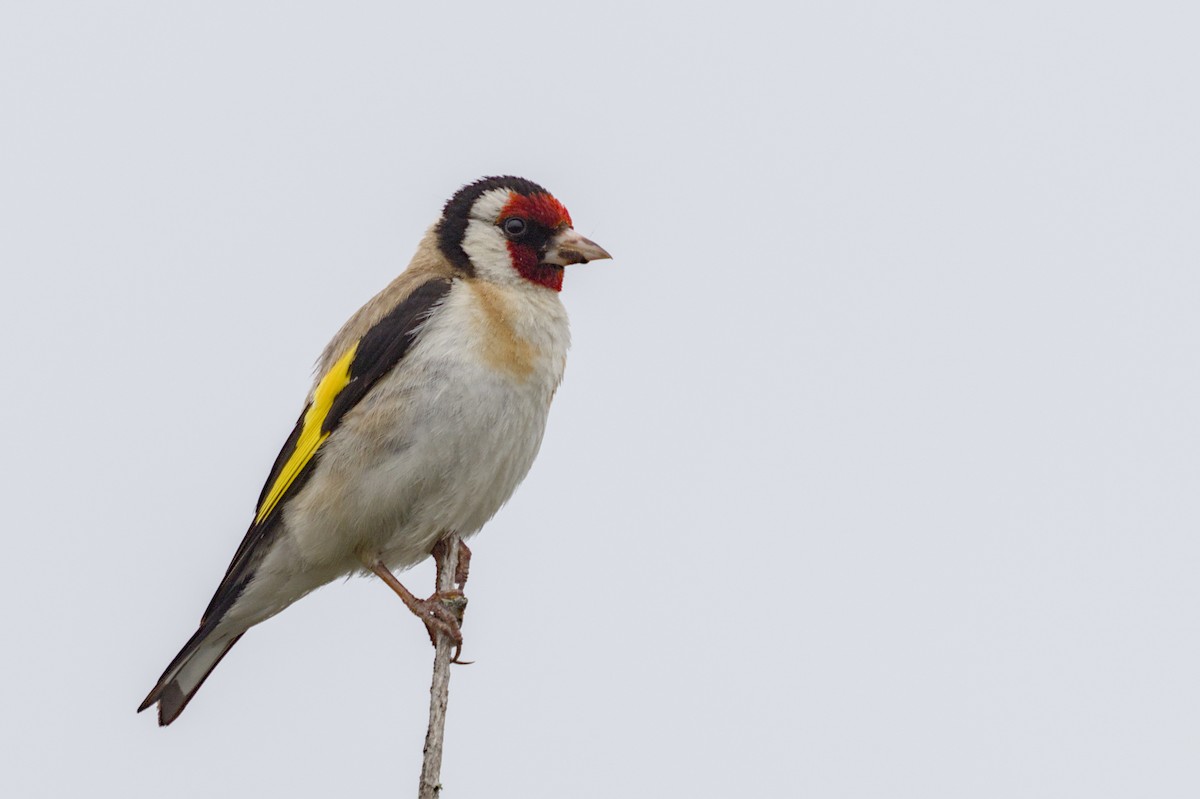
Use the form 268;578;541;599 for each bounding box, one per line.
419;534;465;799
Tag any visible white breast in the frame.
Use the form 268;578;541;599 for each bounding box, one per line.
281;277;570;574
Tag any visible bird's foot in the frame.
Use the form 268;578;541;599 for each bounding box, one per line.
416;589;470;664
367;560;471;664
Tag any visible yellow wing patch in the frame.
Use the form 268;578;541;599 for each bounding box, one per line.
254;344;358;525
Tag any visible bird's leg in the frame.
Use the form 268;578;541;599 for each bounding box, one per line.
433;538;472;589
455;540;471;586
430;536;471;664
367;560;467;663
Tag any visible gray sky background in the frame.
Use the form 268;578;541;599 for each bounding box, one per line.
2;2;1198;796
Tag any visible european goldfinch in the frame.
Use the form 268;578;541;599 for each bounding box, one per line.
139;176;611;726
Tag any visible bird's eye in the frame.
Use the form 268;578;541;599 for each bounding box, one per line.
502;217;528;238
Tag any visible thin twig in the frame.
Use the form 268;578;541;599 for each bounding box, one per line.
419;533;463;799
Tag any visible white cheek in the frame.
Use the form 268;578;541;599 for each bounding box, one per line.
461;220;522;286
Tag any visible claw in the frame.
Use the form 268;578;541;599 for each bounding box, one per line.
413;589;466;648
439;594;472;664
367;562;468;655
367;548;474;664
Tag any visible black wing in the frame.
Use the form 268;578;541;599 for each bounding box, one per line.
198;277;455;626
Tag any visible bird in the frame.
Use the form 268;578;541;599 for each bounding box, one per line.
139;175;611;726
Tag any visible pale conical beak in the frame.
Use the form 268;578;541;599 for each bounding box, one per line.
540;228;612;266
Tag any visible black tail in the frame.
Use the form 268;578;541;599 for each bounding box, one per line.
138;626;244;725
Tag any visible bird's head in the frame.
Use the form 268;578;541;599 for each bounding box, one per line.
436;176;611;292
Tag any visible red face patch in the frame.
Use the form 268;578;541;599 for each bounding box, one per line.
507;245;564;291
500;191;572;291
499;192;572;230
